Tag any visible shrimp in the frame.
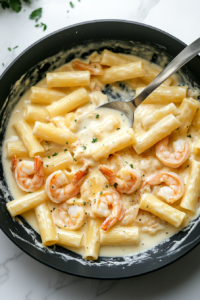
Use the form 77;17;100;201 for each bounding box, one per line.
92;190;124;231
141;171;184;203
120;204;139;226
99;165;142;194
71;59;103;75
11;155;44;192
45;165;89;203
155;136;190;168
52;202;85;230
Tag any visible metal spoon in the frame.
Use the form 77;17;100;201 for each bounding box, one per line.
97;37;200;127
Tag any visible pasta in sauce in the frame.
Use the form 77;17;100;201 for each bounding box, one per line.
3;49;200;260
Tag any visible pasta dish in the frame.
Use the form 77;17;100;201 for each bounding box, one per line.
3;49;200;260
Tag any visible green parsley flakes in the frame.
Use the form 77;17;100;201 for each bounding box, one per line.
95;114;99;118
114;182;118;188
52;152;58;157
92;138;98;143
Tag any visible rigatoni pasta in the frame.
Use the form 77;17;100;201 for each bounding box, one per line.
136;86;187;104
13;120;44;157
47;71;90;88
30;87;67;104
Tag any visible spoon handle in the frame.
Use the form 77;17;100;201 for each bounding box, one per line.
133;37;200;106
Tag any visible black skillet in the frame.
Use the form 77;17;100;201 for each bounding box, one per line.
0;20;200;279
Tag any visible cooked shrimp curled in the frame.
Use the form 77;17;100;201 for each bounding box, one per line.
12;155;44;192
92;190;124;231
155;136;190;168
71;60;103;75
141;171;184;203
45;166;89;203
52;202;85;230
99;165;142;194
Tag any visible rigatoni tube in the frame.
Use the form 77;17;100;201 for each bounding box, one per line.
84;217;101;260
140;194;185;227
46;88;90;118
23;106;49;123
32;121;76;145
100;50;172;85
30;87;67;104
13;120;44;158
7;141;28;158
136;86;187;104
35;202;59;246
91;128;136;160
43;151;73;176
141;103;179;130
180;160;200;212
6;190;48;217
98;62;145;84
57;229;83;248
134;114;180;154
100;226;140;245
177;98;199;135
46;71;90;88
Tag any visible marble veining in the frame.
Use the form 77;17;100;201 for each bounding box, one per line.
1;0;200;299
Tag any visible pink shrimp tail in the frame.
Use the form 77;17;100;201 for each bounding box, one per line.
101;217;118;231
99;165;115;184
72;166;89;185
11;155;17;172
34;156;44;178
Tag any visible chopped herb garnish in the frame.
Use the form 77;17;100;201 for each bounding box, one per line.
29;7;42;22
13;46;18;49
2;63;4;67
185;165;189;169
82;146;86;150
35;22;47;31
117;128;120;130
187;135;191;138
105;185;108;188
64;225;66;227
83;201;86;205
52;152;58;157
57;226;61;229
73;200;75;202
130;164;133;169
66;142;68;145
73;158;77;162
46;165;49;167
64;149;68;152
70;1;74;8
121;114;123;116
114;182;118;188
52;186;54;189
48;156;50;159
96;114;99;118
8;47;11;51
74;119;77;122
146;205;149;208
176;127;179;130
92;138;98;143
100;191;103;195
53;207;56;210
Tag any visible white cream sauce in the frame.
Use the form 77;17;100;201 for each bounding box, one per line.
2;52;200;259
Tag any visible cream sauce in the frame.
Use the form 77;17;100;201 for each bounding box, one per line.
3;52;200;258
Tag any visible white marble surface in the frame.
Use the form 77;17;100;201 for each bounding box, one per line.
1;0;200;299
